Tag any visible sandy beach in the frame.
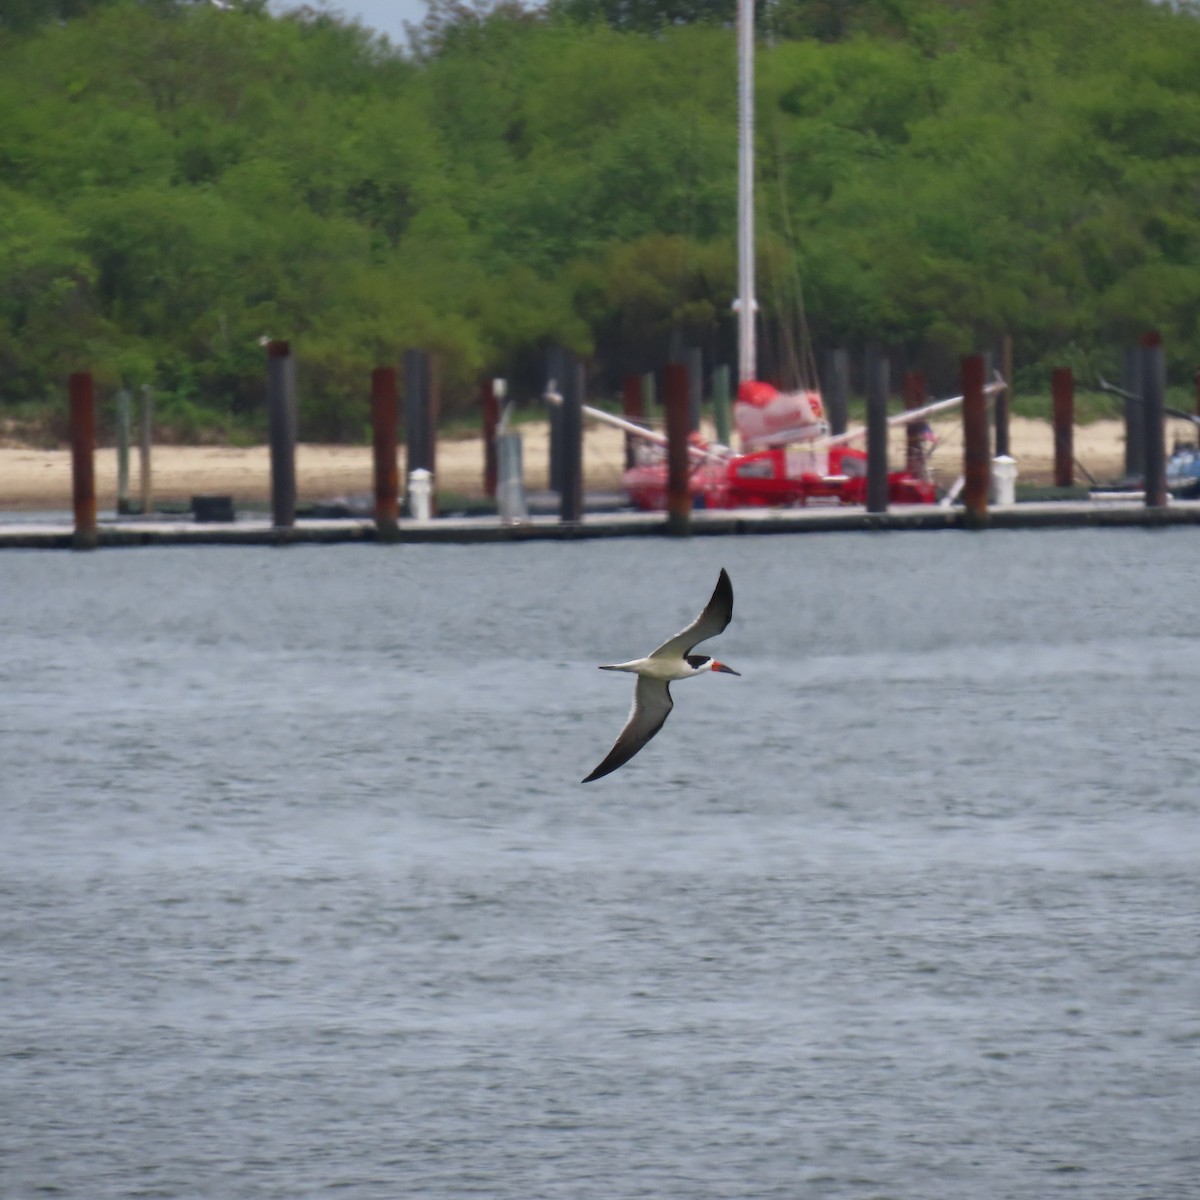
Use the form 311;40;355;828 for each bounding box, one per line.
0;415;1185;511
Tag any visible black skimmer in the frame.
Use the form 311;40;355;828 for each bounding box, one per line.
583;568;739;782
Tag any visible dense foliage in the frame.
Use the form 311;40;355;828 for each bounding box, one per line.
3;0;1200;439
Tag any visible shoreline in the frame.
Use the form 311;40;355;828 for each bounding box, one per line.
0;416;1182;512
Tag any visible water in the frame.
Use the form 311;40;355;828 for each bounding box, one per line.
2;531;1198;1199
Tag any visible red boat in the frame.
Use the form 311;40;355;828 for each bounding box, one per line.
544;0;990;514
621;379;938;511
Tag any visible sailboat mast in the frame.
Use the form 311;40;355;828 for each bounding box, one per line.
736;0;756;384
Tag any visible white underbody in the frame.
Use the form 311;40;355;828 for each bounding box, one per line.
600;657;708;682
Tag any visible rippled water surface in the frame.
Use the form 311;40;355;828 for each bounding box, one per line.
3;531;1199;1199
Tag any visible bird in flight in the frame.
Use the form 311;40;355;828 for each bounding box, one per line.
583;568;739;782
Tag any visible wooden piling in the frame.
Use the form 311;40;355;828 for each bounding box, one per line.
664;362;691;535
641;372;656;423
266;340;297;528
996;335;1013;458
69;372;97;550
902;370;927;479
115;388;131;515
1141;331;1167;508
371;367;399;538
481;378;499;498
712;364;732;447
139;385;154;518
621;374;643;470
1052;367;1074;488
403;349;431;474
824;348;850;436
962;354;989;525
865;346;889;514
559;357;584;524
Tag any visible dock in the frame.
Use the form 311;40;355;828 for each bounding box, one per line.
4;497;1200;550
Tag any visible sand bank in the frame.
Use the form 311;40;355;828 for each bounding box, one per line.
2;416;1186;511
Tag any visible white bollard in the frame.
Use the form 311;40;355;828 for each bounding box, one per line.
991;455;1018;506
408;467;433;521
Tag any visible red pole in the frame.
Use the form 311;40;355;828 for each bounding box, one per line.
622;374;643;470
428;355;439;516
962;354;989;524
664;363;691;535
69;372;97;550
1052;367;1074;488
371;367;399;536
481;378;499;498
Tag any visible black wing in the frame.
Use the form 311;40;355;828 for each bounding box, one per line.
647;568;733;661
582;676;674;782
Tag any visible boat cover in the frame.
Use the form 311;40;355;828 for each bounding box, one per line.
735;381;828;450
